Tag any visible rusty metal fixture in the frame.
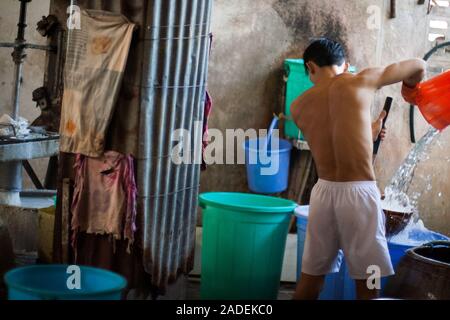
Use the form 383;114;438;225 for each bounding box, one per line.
32;87;51;111
36;15;60;37
31;86;60;132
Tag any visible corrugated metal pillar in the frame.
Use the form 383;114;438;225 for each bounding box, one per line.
137;0;213;293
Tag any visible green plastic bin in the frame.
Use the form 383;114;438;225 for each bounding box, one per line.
284;59;312;140
199;192;297;300
284;59;357;140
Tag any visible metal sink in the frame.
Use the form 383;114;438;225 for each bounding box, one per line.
0;134;59;162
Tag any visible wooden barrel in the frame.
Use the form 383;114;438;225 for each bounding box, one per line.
384;241;450;300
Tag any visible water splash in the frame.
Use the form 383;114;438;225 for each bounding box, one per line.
382;127;441;215
388;219;428;246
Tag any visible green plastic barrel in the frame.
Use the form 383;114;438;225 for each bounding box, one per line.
199;192;297;300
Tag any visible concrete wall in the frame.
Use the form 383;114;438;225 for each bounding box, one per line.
1;0;448;235
202;0;450;235
0;0;51;188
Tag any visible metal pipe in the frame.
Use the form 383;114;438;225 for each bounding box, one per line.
11;63;23;120
0;43;55;51
0;161;22;192
11;0;32;120
16;1;30;41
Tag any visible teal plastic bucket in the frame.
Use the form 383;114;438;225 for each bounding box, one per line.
4;265;127;300
199;192;297;300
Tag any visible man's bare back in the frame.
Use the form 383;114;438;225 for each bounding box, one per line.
291;73;377;182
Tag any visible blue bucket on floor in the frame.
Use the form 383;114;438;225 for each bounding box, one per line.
244;138;292;194
4;264;127;300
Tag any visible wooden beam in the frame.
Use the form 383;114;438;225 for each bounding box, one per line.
61;178;71;263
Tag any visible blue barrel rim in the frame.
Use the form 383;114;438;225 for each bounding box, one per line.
243;138;292;154
4;264;127;299
388;230;449;248
199;192;297;214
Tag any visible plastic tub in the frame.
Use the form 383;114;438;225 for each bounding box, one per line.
4;264;127;300
244;138;292;194
199;192;297;300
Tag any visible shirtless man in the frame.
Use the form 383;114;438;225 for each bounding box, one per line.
290;38;426;300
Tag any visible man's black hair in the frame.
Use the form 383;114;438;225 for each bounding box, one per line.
303;38;346;75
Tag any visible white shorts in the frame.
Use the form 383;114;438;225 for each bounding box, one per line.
302;179;394;280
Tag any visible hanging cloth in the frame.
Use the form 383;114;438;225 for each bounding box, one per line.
59;10;135;156
71;151;137;257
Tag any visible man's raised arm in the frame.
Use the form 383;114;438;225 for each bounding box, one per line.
359;59;426;89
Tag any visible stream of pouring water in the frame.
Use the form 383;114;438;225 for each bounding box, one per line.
383;127;440;214
382;127;441;242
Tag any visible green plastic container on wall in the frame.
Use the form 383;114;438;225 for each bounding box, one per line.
199;192;297;300
284;59;312;140
284;59;357;140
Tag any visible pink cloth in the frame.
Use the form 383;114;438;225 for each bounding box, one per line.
71;151;137;255
201;33;214;171
201;91;213;171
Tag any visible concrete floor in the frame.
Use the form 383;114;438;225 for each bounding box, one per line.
186;276;296;300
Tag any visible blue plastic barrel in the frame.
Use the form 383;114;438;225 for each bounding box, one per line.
295;206;346;300
244;138;292;194
4;265;127;300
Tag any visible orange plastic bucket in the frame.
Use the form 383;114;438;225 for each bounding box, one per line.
415;70;450;131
